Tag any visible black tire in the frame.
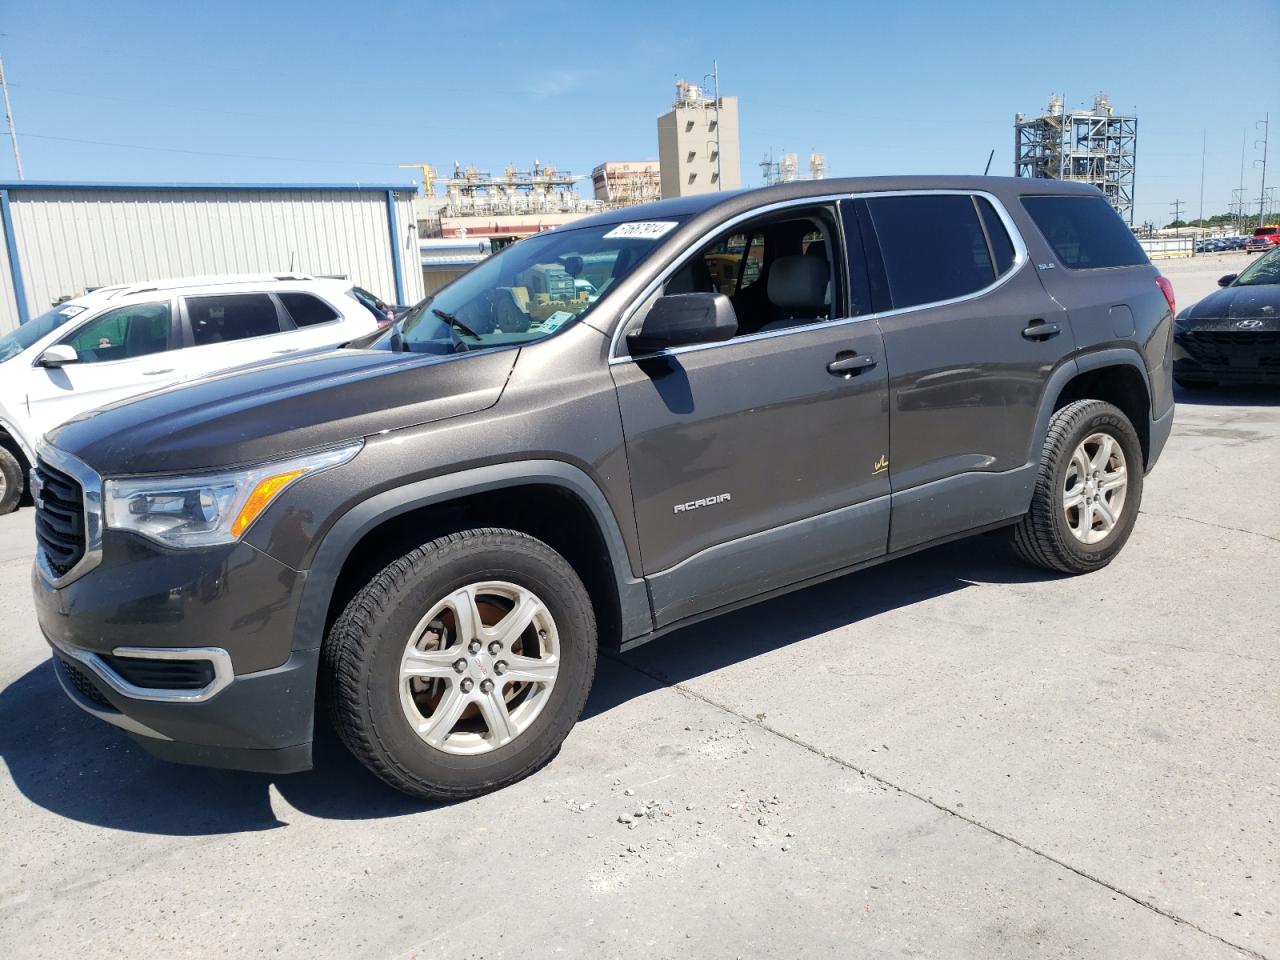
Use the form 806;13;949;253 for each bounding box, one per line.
1010;400;1144;575
1174;375;1217;390
0;447;23;515
323;527;597;800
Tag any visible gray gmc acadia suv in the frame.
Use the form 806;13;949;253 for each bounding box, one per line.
32;177;1176;799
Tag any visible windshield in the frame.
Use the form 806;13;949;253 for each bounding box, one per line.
376;218;683;356
1231;245;1280;287
0;303;88;363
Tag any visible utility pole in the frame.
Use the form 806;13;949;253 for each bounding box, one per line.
1256;113;1270;228
0;53;24;180
1238;129;1248;234
1198;128;1206;223
1170;199;1184;235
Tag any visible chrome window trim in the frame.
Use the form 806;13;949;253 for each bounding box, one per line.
608;188;1029;365
49;634;235;704
33;442;104;588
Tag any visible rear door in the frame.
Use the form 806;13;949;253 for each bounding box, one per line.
611;201;891;627
859;191;1073;551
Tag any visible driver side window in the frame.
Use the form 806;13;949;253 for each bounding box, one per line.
661;206;844;338
61;302;173;364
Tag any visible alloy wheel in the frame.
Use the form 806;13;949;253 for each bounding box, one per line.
398;581;559;756
1063;431;1128;545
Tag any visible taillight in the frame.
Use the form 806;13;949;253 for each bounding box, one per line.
1155;276;1176;316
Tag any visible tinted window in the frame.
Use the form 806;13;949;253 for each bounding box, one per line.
61;302;171;364
279;292;339;327
977;197;1016;275
187;294;283;346
867;194;995;309
1021;196;1147;269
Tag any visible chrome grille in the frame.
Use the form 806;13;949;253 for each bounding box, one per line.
34;459;86;577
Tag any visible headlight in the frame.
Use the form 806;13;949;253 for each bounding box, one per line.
103;442;361;548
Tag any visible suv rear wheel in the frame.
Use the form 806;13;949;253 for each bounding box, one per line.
323;528;597;800
1011;399;1144;574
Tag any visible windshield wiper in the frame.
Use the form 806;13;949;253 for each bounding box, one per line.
432;308;482;340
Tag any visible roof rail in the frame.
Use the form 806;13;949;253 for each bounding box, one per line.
110;273;318;297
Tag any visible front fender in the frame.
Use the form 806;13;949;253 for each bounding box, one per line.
288;459;653;656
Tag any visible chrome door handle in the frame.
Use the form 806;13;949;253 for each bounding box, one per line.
142;369;174;375
827;353;877;378
1022;321;1061;341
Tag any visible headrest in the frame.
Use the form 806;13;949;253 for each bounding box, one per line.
768;255;829;309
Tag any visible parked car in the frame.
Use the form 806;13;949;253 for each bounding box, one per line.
1173;244;1280;387
32;178;1175;799
350;285;411;326
0;275;383;513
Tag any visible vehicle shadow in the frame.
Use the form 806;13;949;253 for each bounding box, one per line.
1173;383;1280;406
0;536;1056;836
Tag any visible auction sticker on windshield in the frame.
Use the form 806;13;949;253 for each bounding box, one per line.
603;221;679;240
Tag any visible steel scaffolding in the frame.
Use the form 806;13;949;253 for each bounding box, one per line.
1015;94;1137;224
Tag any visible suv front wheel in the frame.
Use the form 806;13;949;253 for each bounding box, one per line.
323;528;598;800
1011;399;1144;574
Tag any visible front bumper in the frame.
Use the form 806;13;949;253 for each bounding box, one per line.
34;533;319;774
1174;329;1280;382
48;642;317;773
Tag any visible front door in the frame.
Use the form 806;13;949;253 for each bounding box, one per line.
26;299;187;439
610;202;891;627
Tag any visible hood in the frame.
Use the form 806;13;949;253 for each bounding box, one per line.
47;346;518;475
1181;285;1280;325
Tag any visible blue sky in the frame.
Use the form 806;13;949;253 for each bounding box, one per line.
2;0;1277;226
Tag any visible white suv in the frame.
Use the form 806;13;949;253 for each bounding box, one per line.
0;274;387;513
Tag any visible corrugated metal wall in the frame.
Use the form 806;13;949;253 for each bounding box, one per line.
0;187;423;333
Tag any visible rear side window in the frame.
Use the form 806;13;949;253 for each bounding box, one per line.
1021;196;1147;269
187;294;283;346
278;292;339;327
867;194;995;309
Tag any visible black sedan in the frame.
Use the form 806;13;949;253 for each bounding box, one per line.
1174;246;1280;387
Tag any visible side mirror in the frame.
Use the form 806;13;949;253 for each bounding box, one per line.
626;292;737;356
1217;274;1237;288
38;344;80;368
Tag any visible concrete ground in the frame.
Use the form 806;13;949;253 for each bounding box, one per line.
1;254;1276;959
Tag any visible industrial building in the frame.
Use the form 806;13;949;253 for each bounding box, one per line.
591;161;662;206
0;181;422;334
759;152;827;185
657;80;741;198
1015;94;1137;224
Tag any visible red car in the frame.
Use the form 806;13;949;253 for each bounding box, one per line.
1246;225;1280;253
